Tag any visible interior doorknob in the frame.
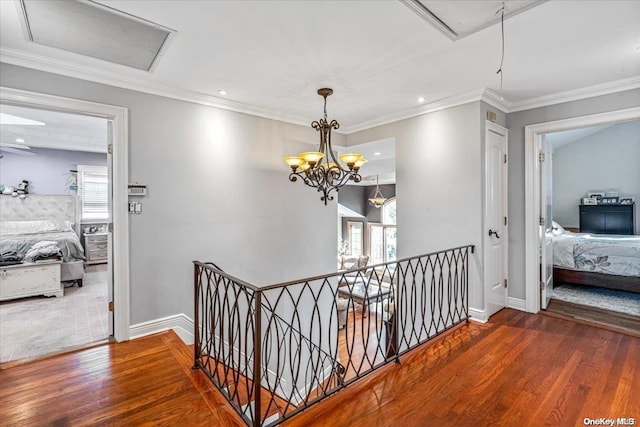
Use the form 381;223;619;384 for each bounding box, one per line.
489;229;500;239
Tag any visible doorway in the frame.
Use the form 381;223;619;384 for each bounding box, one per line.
0;86;130;348
537;121;640;328
0;104;113;363
523;107;640;313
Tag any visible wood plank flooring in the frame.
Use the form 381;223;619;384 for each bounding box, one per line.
545;299;640;338
1;309;639;427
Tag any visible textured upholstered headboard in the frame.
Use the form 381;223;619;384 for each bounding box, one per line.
0;195;81;236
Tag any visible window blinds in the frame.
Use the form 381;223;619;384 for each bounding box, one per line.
78;165;109;221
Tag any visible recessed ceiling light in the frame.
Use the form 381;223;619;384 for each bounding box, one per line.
417;97;425;104
16;138;25;143
218;90;227;95
374;152;381;156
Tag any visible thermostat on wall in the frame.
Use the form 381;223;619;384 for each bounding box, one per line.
128;183;147;196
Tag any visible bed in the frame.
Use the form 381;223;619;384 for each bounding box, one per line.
551;222;640;293
0;195;85;289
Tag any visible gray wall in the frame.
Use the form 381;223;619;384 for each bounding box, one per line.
346;102;486;312
0;62;337;326
506;88;640;300
338;184;397;222
338;185;366;215
0;147;107;195
552;121;640;233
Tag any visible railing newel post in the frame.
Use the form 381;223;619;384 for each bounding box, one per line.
193;262;200;370
253;290;262;427
465;247;470;322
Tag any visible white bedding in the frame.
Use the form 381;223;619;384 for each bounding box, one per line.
0;220;85;262
552;230;640;277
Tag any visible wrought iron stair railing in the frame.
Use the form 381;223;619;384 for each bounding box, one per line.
193;244;474;427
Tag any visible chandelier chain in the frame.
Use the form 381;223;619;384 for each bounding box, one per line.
323;96;328;121
496;2;505;99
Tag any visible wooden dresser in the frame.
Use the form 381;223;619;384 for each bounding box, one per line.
579;203;635;235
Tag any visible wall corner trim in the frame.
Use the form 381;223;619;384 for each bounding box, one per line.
129;313;194;345
507;297;526;312
469;307;488;323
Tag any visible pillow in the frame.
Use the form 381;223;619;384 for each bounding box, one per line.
341;256;359;270
0;220;74;235
551;221;565;236
358;255;369;268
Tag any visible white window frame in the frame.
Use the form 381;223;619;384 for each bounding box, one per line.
347;221;364;257
77;165;109;222
368;198;397;264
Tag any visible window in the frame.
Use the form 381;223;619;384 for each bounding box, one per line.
368;224;384;264
369;198;397;263
382;198;396;226
347;221;363;256
77;165;109;221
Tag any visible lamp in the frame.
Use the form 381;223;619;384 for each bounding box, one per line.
368;175;387;208
284;88;366;205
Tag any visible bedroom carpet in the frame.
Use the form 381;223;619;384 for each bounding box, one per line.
550;284;640;316
0;267;108;364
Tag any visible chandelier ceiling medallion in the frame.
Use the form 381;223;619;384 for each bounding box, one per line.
368;175;387;208
284;88;366;205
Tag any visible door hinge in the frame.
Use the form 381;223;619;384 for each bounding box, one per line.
504;279;508;288
504;216;508;226
504;154;507;163
108;144;113;154
539;152;545;162
540;281;545;291
109;301;114;312
108;223;113;233
539;217;545;226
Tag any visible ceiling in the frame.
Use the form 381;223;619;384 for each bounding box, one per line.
1;0;639;134
0;104;107;153
545;123;615;150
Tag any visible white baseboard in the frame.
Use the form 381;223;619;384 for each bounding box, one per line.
469;307;488;323
129;313;194;345
507;297;526;312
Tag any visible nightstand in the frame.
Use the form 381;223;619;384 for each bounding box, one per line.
83;232;109;265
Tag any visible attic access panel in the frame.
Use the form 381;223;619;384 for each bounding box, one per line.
401;0;545;40
18;0;174;71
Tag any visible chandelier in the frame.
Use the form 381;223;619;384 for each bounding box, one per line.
283;88;366;205
368;175;387;208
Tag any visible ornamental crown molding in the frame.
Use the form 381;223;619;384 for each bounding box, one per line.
506;76;640;113
2;47;638;133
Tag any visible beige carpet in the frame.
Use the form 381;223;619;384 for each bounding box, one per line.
0;267;108;363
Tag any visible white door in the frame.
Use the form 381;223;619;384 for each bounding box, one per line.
107;121;114;336
539;136;553;309
484;121;508;317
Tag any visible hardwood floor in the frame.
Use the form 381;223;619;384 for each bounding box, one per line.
545;299;640;338
0;331;244;426
1;309;638;426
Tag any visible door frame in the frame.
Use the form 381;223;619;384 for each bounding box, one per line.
1;86;131;341
523;107;640;313
483;120;508;317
